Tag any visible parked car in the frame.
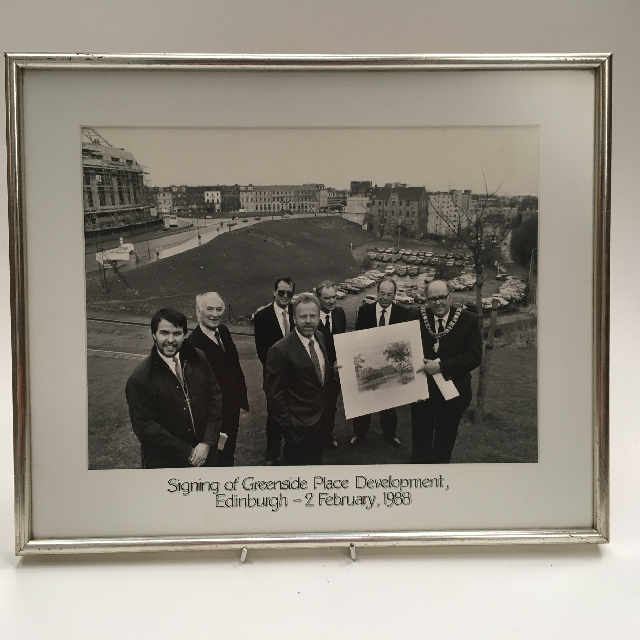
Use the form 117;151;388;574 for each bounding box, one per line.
395;293;414;305
363;294;378;304
430;257;439;265
384;265;396;275
408;266;419;276
335;290;346;299
397;266;407;276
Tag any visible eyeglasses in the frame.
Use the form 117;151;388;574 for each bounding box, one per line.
427;294;450;303
276;290;294;298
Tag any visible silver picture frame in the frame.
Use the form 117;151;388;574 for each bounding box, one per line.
6;53;610;555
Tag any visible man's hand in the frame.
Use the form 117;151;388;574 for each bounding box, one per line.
416;358;441;376
189;442;211;467
333;362;342;381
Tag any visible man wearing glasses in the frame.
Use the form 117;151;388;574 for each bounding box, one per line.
407;279;482;464
350;278;409;447
253;277;295;464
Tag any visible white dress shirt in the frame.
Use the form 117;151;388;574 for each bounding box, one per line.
295;328;325;380
273;302;290;336
375;302;392;326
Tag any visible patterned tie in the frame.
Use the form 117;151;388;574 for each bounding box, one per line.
214;328;225;352
283;310;290;336
325;314;331;333
173;355;185;391
379;309;386;327
308;339;324;384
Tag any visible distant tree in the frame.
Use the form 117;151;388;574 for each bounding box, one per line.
354;354;365;381
425;174;516;428
510;213;538;266
383;342;411;384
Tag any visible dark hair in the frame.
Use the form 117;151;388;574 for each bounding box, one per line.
151;308;188;335
377;278;397;294
274;276;296;294
315;280;337;297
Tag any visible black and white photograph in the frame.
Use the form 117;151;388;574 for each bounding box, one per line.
84;124;539;469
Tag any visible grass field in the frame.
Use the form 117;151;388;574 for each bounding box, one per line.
88;330;537;469
86;217;375;320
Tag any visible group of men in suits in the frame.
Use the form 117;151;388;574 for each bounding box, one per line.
125;274;482;469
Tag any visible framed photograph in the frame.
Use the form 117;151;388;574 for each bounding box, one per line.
335;321;429;419
6;53;610;555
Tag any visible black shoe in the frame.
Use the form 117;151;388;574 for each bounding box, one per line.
326;437;338;449
385;436;402;447
350;436;364;446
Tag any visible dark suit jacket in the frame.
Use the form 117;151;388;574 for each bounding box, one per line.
264;331;328;435
186;324;249;411
125;342;223;468
406;306;482;408
354;301;409;331
253;303;295;365
317;305;346;366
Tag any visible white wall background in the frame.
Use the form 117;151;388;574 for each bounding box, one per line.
1;2;638;638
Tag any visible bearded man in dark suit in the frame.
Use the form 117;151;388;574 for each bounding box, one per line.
350;278;409;447
253;277;295;464
408;279;482;464
315;280;347;448
186;291;249;467
264;293;329;466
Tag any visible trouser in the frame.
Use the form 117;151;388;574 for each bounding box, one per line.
323;378;341;442
216;402;240;467
265;411;283;462
352;407;397;439
263;367;284;462
409;399;466;464
282;422;324;466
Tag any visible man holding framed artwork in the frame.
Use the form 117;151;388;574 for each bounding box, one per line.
408;279;483;464
253;277;296;465
349;278;409;447
125;308;223;469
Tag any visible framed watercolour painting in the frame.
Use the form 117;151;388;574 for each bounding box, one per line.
6;53;610;554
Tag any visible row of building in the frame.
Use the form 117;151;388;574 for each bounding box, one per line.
81;131;535;240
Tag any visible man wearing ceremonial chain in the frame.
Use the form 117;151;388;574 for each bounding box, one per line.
407;279;483;464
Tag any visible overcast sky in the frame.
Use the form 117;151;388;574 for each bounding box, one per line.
92;126;538;195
